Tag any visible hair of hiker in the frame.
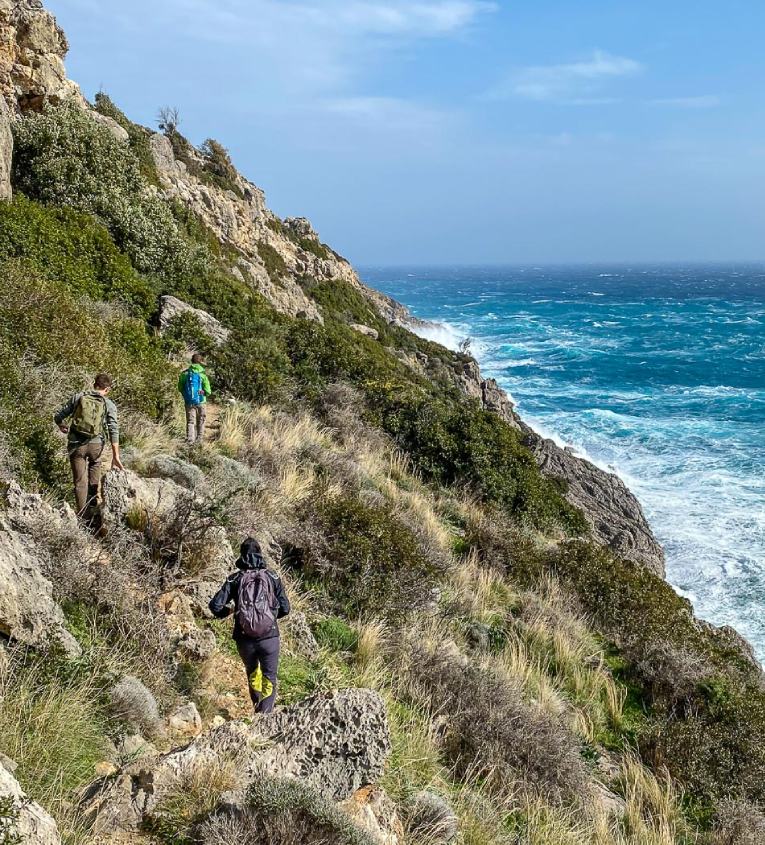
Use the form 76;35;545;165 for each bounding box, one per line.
94;372;113;390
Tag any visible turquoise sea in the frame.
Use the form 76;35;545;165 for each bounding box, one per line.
362;265;765;659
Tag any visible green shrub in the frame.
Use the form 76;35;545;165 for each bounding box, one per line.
0;195;156;316
199;138;244;197
257;242;287;281
312;617;358;653
93;92;160;185
304;494;447;618
12;103;195;282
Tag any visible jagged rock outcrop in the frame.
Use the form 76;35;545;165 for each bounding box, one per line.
83;688;390;834
0;757;61;845
0;484;81;656
159;295;230;346
454;356;665;575
0;95;11;198
0;0;83;111
523;425;665;575
145;453;206;491
102;467;187;526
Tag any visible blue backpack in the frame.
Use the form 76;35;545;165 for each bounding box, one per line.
182;368;205;406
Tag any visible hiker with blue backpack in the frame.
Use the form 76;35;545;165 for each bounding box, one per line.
209;538;290;714
179;354;211;444
54;372;124;527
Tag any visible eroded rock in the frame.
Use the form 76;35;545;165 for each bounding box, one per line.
0;513;80;656
0;0;84;111
0;95;10;198
83;688;391;834
339;785;404;845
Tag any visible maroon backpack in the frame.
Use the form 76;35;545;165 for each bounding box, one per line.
236;570;277;638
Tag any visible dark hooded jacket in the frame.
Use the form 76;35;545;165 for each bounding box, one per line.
209;539;290;641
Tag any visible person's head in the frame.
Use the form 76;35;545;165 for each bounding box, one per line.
93;373;113;395
238;537;264;570
191;353;205;367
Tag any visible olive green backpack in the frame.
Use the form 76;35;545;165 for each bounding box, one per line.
71;393;106;438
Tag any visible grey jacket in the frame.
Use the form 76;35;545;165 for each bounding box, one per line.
54;392;120;447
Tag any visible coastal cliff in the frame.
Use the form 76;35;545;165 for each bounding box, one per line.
0;3;763;843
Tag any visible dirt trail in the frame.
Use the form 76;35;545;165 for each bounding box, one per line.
204;402;222;443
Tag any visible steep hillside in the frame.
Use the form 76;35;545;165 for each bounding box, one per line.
1;3;764;845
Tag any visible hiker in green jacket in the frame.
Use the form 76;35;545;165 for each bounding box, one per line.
54;372;124;523
179;354;212;444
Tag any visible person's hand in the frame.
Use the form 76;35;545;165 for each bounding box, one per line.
58;424;69;434
111;455;125;472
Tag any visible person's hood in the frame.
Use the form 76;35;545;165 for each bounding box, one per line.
236;538;265;571
189;363;206;372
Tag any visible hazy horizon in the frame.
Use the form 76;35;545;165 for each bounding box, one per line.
48;1;765;266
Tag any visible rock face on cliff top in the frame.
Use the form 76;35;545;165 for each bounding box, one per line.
0;0;83;110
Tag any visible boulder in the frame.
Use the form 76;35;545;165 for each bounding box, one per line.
0;757;61;845
350;323;379;340
0;513;80;656
88;109;128;142
159;295;230;347
167;702;202;737
102;468;186;527
83;688;391;834
0;95;10;199
339;785;404;845
284;610;320;661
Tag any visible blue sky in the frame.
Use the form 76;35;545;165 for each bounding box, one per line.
49;0;765;264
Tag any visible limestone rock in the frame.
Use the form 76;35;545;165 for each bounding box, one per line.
406;791;458;844
88;109;128;142
0;757;61;845
84;688;390;834
339;785;404;845
145;454;205;491
116;734;159;765
102;467;186;527
167;701;202;737
0;513;80;656
284;610;320;661
159;295;230;347
350;323;379;340
522;425;665;575
0;95;10;199
0;0;84;111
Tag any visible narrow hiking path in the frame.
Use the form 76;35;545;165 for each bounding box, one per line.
204;402;222;443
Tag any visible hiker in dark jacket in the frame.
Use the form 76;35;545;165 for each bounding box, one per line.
54;372;124;524
209;538;290;714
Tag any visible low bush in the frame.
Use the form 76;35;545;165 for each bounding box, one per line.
198;776;375;845
312;617;358;653
0;195;156;316
402;643;591;805
303;494;447;619
93;92;160;185
257;242;287;281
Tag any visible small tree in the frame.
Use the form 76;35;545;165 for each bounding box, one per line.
157;105;180;136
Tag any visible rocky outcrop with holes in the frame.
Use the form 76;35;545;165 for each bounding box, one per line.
83;688;391;835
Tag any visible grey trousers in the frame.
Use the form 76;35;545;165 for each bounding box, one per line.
185;403;207;443
237;636;280;713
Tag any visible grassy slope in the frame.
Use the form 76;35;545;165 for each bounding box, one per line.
0;100;763;844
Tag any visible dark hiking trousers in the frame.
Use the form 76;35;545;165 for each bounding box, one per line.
237;636;280;714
